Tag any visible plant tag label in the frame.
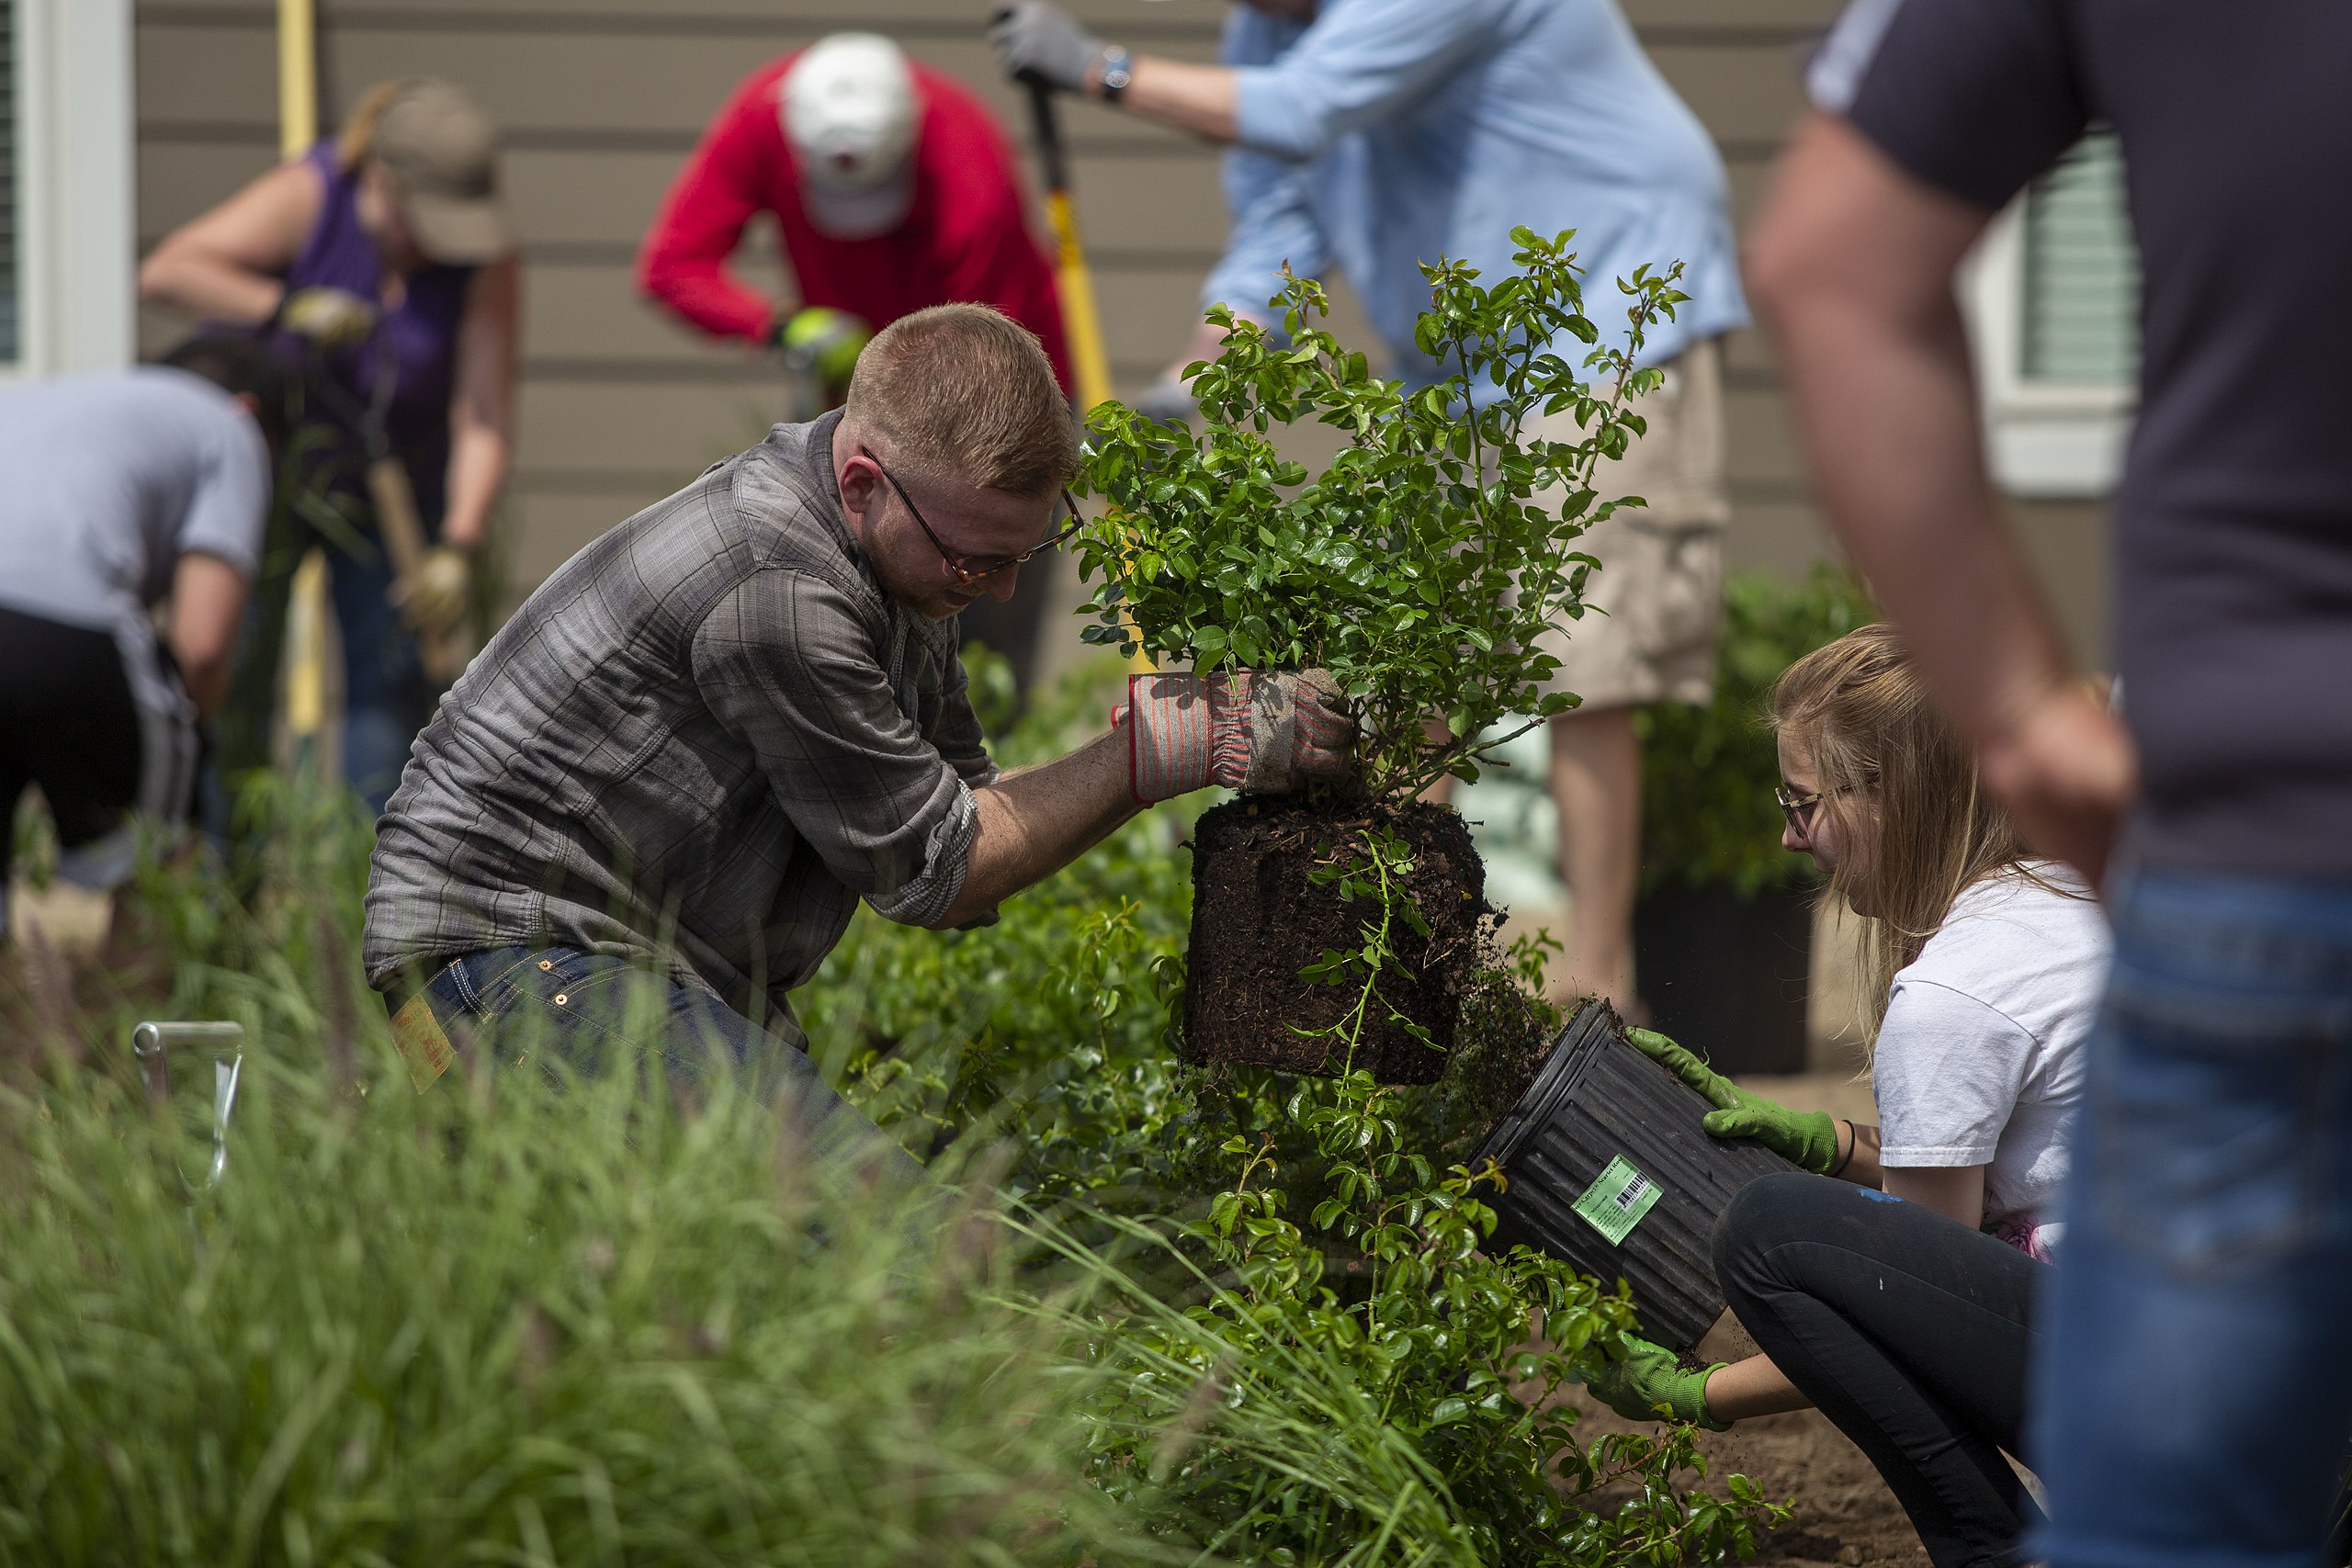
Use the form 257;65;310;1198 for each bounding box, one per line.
1572;1156;1662;1247
390;992;456;1095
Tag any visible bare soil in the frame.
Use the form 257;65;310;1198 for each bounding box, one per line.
1183;797;1487;1083
1561;1382;1931;1568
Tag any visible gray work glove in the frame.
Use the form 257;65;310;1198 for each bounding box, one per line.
989;2;1106;95
1118;670;1358;804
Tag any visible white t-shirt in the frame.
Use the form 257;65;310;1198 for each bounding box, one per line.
1871;864;2110;1244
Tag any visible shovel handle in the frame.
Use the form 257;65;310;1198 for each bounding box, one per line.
1024;79;1071;196
367;457;468;686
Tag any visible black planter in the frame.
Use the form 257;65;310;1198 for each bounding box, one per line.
1473;999;1793;1349
1634;882;1815;1076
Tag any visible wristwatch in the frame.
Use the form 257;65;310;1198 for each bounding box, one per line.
1097;44;1134;103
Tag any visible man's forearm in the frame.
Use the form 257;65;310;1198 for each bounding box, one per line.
1753;120;2070;747
1780;294;2070;739
1751;116;2134;879
934;726;1143;927
1106;56;1240;143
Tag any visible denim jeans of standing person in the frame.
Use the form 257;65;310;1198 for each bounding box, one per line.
329;536;437;817
401;945;935;1205
2031;870;2352;1568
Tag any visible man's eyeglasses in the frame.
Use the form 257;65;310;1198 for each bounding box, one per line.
1774;781;1826;837
863;450;1082;587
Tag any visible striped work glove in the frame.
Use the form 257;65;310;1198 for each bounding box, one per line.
1120;670;1356;804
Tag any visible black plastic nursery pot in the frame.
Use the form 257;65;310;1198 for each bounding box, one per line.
1472;998;1793;1350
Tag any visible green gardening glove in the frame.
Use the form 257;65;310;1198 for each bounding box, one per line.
1577;1334;1729;1430
1628;1027;1840;1174
774;306;873;396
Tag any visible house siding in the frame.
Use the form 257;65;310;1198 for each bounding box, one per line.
133;0;2108;665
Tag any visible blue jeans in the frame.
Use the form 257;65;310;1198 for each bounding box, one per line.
2030;870;2352;1568
326;539;435;816
416;945;933;1201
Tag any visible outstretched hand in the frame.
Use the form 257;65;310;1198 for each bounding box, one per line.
1979;682;2134;886
1121;669;1358;804
1627;1027;1840;1173
988;2;1104;96
1575;1333;1728;1430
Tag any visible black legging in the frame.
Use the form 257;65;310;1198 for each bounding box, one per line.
1713;1171;2044;1568
0;604;145;897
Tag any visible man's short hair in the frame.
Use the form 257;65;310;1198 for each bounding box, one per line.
159;332;291;452
843;303;1075;496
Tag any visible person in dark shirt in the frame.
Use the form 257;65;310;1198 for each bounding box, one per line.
1747;3;2352;1565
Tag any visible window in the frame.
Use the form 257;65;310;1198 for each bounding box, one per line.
1964;131;2141;497
1;0;18;367
2;0;132;382
2021;136;2139;385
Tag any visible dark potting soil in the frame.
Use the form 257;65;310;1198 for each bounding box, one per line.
1182;796;1489;1084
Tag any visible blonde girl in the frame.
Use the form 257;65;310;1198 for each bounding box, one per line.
1581;624;2109;1568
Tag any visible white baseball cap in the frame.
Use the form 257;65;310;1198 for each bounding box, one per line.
781;33;920;240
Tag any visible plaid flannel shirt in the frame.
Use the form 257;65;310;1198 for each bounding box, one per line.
362;412;997;1032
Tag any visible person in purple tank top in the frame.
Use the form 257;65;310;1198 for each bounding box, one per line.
141;78;520;813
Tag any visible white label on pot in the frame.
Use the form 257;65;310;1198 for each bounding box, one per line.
1572;1156;1662;1247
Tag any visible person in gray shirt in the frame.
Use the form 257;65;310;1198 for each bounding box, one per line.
365;303;1351;1185
0;335;284;945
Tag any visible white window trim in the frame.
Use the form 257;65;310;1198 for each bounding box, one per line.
1962;198;2137;500
2;0;134;382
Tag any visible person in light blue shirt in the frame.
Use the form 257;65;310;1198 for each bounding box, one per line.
994;0;1747;1017
0;335;284;946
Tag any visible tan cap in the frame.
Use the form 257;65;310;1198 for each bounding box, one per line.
372;79;512;265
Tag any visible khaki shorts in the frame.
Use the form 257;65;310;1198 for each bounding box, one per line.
1534;336;1729;710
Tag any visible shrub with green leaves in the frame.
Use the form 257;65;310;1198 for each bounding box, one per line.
810;664;1791;1563
1045;1070;1789;1568
1075;229;1688;799
1637;567;1874;898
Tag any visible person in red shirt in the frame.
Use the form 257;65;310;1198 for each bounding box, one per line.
638;32;1072;397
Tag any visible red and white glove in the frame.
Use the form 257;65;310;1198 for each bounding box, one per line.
1117;669;1357;805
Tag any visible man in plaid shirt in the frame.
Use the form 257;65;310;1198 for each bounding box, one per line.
363;303;1350;1183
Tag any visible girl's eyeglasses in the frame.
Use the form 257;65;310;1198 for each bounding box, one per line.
864;450;1082;587
1774;781;1826;837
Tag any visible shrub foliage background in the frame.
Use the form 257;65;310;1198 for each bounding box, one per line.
1634;568;1873;899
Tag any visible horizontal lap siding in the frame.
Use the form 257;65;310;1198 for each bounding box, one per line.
132;0;2105;662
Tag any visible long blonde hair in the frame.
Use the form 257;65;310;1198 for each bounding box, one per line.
1771;624;2053;1034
